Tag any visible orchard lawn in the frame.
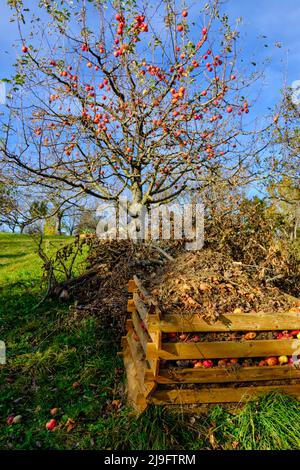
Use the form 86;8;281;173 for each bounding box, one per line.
0;233;300;450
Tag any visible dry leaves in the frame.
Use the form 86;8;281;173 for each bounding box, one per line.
64;418;76;433
147;249;297;319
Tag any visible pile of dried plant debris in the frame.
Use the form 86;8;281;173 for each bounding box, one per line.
62;236;300;336
145;248;300;321
66;239;176;335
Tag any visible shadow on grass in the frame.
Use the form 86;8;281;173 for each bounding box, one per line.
0;253;28;259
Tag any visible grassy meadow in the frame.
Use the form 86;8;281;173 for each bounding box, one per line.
0;233;299;450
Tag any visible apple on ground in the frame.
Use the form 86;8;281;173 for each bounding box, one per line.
265;357;278;366
194;361;203;368
12;415;22;424
6;416;14;425
278;356;288;365
46;419;57;431
258;360;267;366
203;360;213;368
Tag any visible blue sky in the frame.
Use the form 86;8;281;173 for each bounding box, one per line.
1;0;299;117
0;0;298;226
223;0;300;109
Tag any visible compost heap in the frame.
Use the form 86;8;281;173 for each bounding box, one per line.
66;237;300;337
145;248;300;321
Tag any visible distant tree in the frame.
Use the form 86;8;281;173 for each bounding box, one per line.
44;216;57;236
0;183;29;233
75;209;98;234
269;177;300;240
268;88;300;240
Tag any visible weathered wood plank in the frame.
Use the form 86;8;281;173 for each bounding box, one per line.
126;331;146;375
148;313;300;332
123;337;148;413
133;275;150;300
147;339;300;360
133;293;149;323
128;279;137;293
127;299;136;313
133;276;162;319
156;365;300;384
125;319;133;332
150;385;300;405
131;311;152;357
148;327;162;377
125;331;155;388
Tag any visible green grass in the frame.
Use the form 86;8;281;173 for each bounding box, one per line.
210;392;300;450
0;233;300;450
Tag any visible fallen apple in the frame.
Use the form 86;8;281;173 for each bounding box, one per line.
191;335;200;342
194;361;203;368
229;358;238;364
203;360;213;368
265;356;278;366
288;307;300;313
233;308;243;314
12;415;22;424
278;355;288;365
6;416;14;425
243;332;257;340
258;360;267;366
46;419;57;431
179;333;187;341
50;408;59;416
242;360;251;367
217;359;228;367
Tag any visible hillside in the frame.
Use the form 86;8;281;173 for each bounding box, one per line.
1;234;300;450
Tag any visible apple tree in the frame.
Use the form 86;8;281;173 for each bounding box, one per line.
2;0;262;211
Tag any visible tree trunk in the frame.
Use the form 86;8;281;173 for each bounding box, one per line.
56;212;63;235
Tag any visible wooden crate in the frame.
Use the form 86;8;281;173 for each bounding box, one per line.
122;276;300;413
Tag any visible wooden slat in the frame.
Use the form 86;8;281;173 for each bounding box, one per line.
126;331;146;379
129;310;157;376
147;339;300;360
148;313;300;333
125;319;133;332
156;365;300;384
131;310;151;355
123;337;148;413
127;299;136;313
133;275;150;300
150;385;300;405
128;279;137;293
123;331;156;410
133;292;150;323
133;276;162;319
148;327;162;377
